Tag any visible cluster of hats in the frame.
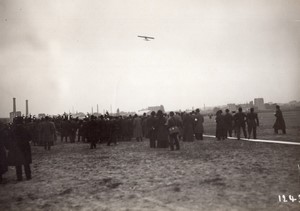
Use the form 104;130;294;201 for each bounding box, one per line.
13;116;24;124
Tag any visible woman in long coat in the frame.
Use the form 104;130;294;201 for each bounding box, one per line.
273;105;286;134
182;112;194;142
156;110;169;148
215;110;226;140
133;114;143;142
40;116;56;150
7;117;32;181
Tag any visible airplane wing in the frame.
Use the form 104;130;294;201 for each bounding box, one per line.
138;35;155;39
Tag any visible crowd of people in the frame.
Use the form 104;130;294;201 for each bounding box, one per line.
0;105;286;183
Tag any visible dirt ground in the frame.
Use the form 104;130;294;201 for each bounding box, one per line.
1;111;300;211
1;139;299;211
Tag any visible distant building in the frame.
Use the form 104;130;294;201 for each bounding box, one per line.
254;98;265;110
289;100;298;105
139;105;165;113
227;104;237;112
71;112;87;119
265;103;277;110
236;104;251;112
136;105;165;116
288;100;300;109
38;113;46;119
147;105;165;113
10;111;22;122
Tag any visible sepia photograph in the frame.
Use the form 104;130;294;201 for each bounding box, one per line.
0;0;300;210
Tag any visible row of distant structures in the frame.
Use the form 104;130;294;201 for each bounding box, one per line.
218;98;300;114
70;105;166;119
227;98;265;112
6;97;166;121
5;97;300;123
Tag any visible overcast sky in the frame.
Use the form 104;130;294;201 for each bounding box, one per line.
0;0;299;117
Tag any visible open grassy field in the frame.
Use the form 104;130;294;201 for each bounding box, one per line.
0;111;299;211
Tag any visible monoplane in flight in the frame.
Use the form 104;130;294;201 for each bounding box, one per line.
138;35;155;41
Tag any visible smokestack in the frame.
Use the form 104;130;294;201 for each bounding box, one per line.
26;100;28;116
97;104;99;114
13;98;16;113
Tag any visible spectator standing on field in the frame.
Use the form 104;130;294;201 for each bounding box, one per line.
273;105;286;134
156;110;169;148
0;123;8;183
167;111;180;151
224;109;233;138
7;117;32;181
87;115;98;149
234;107;247;140
182;112;194;142
133;114;143;142
215;110;226;140
147;111;157;148
60;118;70;142
247;108;259;139
40;116;57;150
194;108;204;140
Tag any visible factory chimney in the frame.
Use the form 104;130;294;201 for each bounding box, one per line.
13;97;16;113
26;100;29;116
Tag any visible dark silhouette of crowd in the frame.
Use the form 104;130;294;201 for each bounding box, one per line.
0;106;286;183
215;107;260;140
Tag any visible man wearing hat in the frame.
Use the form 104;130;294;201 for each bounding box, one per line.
8;117;32;181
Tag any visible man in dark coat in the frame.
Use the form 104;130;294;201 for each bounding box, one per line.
167;111;180;151
194;109;204;140
273;105;286;134
247;108;259;139
69;118;78;143
147;111;157;148
156;110;169;148
7;117;32;181
224;109;233;138
87;116;98;149
142;113;148;138
77;120;85;142
107;118;118;146
0;123;9;183
120;116;129;141
60;118;71;142
27;120;38;146
234;107;247;140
